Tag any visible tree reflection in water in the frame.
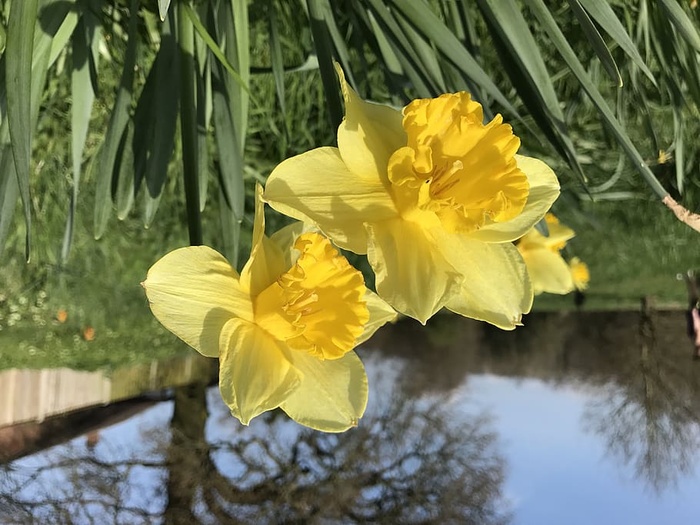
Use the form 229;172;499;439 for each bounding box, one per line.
581;304;700;493
0;366;511;524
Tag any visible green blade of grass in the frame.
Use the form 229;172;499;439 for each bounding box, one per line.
196;58;211;212
94;0;139;239
0;145;18;259
158;0;172;21
268;0;286;119
577;0;656;85
567;0;622;87
63;15;100;263
307;0;343;132
6;0;39;261
181;1;249;96
178;0;203;246
143;12;180;227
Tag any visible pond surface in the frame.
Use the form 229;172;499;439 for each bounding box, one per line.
2;310;700;524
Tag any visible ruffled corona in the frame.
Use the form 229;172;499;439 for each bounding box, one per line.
254;232;369;360
388;93;530;233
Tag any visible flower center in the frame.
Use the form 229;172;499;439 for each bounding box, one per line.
253;232;369;360
387;92;530;233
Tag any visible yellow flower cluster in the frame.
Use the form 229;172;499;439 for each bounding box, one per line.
143;67;578;432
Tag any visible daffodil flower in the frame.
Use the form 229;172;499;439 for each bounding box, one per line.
516;214;576;295
264;67;560;328
142;186;396;432
569;257;590;291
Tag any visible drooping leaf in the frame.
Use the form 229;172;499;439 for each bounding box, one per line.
63;14;101;262
143;12;180;227
158;0;172;21
524;0;670;200
6;0;39;260
568;0;621;87
178;0;203;246
94;0;139;239
577;0;656;85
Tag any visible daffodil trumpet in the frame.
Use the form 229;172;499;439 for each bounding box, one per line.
265;66;561;328
142;185;396;432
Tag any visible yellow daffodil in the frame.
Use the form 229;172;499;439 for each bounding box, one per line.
264;67;560;328
142;186;396;432
569;257;590;291
516;214;575;295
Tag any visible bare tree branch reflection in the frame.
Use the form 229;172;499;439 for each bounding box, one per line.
582;303;700;493
1;377;511;524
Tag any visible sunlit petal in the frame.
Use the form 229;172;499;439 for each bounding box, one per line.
356;289;398;345
335;64;405;187
218;318;301;425
143;246;253;357
367;218;462;324
438;237;533;329
265;147;398;253
240;184;287;297
521;248;575;295
468;155;560;243
280;350;368;432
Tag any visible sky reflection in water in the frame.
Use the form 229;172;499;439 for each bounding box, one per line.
2;310;700;524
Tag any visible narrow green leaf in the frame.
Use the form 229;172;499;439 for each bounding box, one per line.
6;0;39;260
48;6;79;67
477;0;584;181
659;0;700;52
268;0;287;119
181;1;249;95
196;58;211;212
228;0;250;153
158;0;172;21
63;14;100;262
396;14;446;92
143;13;180;227
308;0;344;131
524;0;669;200
115;122;136;220
0;145;18;259
672;108;685;195
364;0;438;97
178;1;203;246
387;0;520;117
212;59;245;220
577;0;656;85
218;185;240;269
94;0;139;239
568;0;622;86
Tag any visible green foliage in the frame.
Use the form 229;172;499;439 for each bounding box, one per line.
2;0;700;267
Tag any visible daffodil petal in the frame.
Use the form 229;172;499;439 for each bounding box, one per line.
356;289;397;345
240;184;287;297
218;318;301;425
468;155;560;243
335;64;405;186
143;246;253;357
521;247;575;295
367;218;462;324
438;237;533;330
265;147;398;253
280;350;368;432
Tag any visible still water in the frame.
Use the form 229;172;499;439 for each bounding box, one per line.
2;310;700;524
